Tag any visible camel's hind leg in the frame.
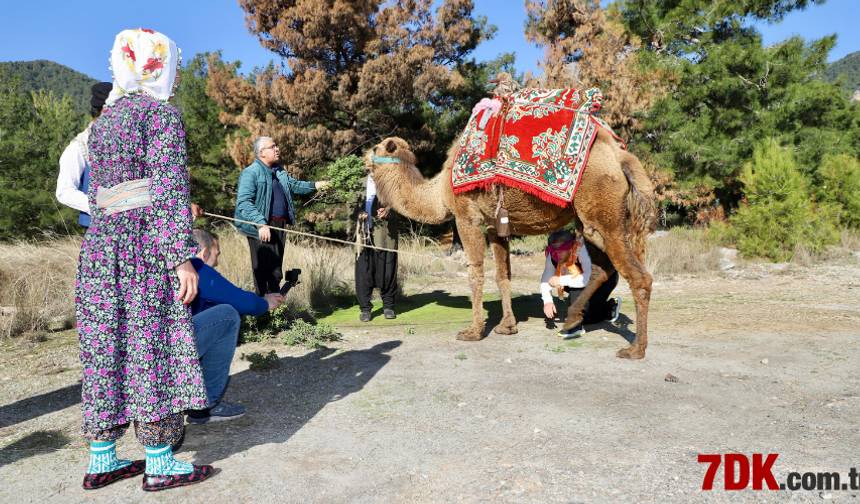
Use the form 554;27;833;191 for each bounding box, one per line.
575;140;653;359
455;217;487;341
488;229;517;335
582;225;651;359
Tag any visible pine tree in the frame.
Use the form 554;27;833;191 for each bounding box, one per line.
208;0;494;170
523;0;664;140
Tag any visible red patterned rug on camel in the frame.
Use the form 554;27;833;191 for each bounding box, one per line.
451;87;625;207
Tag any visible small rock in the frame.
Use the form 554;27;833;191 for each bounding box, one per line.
504;358;512;363
648;230;669;239
718;247;739;261
718;258;736;271
665;373;680;383
820;492;833;499
761;358;769;364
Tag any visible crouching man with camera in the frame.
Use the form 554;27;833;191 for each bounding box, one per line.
185;229;300;423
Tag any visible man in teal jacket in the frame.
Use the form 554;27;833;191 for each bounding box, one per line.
234;137;328;295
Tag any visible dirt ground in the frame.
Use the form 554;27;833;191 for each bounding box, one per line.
2;250;860;503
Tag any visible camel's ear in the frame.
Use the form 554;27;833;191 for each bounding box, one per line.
385;139;397;154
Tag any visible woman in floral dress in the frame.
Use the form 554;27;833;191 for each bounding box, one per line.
76;28;214;491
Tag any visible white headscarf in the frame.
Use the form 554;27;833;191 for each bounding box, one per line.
106;29;181;106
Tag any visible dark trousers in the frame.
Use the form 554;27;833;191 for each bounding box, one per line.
355;248;398;312
566;271;619;324
247;220;286;296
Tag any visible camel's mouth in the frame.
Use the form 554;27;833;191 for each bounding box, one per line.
362;146;376;175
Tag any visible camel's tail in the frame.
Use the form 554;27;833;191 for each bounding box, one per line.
620;152;658;263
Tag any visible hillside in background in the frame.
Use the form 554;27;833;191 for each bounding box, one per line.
0;60;99;114
823;50;860;93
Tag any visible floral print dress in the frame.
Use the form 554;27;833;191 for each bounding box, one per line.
77;94;207;434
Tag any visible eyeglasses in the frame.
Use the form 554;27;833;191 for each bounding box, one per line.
261;145;279;152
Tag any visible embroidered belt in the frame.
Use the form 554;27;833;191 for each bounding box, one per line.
97;178;152;215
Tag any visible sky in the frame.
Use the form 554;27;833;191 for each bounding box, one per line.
0;0;858;82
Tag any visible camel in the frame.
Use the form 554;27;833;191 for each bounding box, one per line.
363;129;657;359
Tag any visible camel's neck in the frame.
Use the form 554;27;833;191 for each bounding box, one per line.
374;166;453;224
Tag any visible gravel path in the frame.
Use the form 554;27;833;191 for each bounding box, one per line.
2;254;860;503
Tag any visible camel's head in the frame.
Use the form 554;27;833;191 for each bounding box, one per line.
363;137;417;175
363;137;422;205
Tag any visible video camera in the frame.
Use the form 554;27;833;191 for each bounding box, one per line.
279;268;302;296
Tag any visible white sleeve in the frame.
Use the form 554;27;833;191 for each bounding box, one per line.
56;142;91;213
540;255;555;305
560;241;591;288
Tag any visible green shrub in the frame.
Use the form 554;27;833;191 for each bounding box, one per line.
814;153;860;229
729;139;838;261
280;319;340;349
319;155;367;202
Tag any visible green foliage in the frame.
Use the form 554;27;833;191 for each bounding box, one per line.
617;0;824;57
814;154;860;229
636;34;859;195
455;353;467;360
821;50;860;93
241;350;279;371
0;66;88;239
318;155;366;202
729;140;838;261
279;319;340;349
406;326;415;335
615;0;860;213
173;52;243;220
0;60;99;114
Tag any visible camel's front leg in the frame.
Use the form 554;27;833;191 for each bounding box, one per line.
488;229;517;335
562;263;610;331
455;218;487;341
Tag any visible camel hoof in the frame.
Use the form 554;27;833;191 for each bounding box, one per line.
616;346;645;360
493;324;518;335
562;319;583;331
456;328;483;341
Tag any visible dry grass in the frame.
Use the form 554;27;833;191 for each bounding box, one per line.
510;235;547;254
215;229;354;318
397;232;462;281
644;228;731;275
839;230;860;252
12;225;854;339
215;227;465;318
0;237;80;337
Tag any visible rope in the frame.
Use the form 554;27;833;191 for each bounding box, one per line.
201;212;465;264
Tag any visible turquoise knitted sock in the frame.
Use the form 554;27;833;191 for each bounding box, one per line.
88;441;132;474
145;444;194;476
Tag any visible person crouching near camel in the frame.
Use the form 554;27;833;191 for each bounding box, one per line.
541;230;622;338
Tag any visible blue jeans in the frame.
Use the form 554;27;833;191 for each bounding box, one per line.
192;304;241;407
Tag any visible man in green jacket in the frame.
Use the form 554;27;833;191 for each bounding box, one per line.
234;137;328;296
350;173;399;322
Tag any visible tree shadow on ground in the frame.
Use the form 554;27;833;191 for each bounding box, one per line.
181;340;402;466
0;429;72;468
0;381;81;430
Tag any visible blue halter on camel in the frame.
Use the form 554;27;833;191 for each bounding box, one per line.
372;157;402;163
